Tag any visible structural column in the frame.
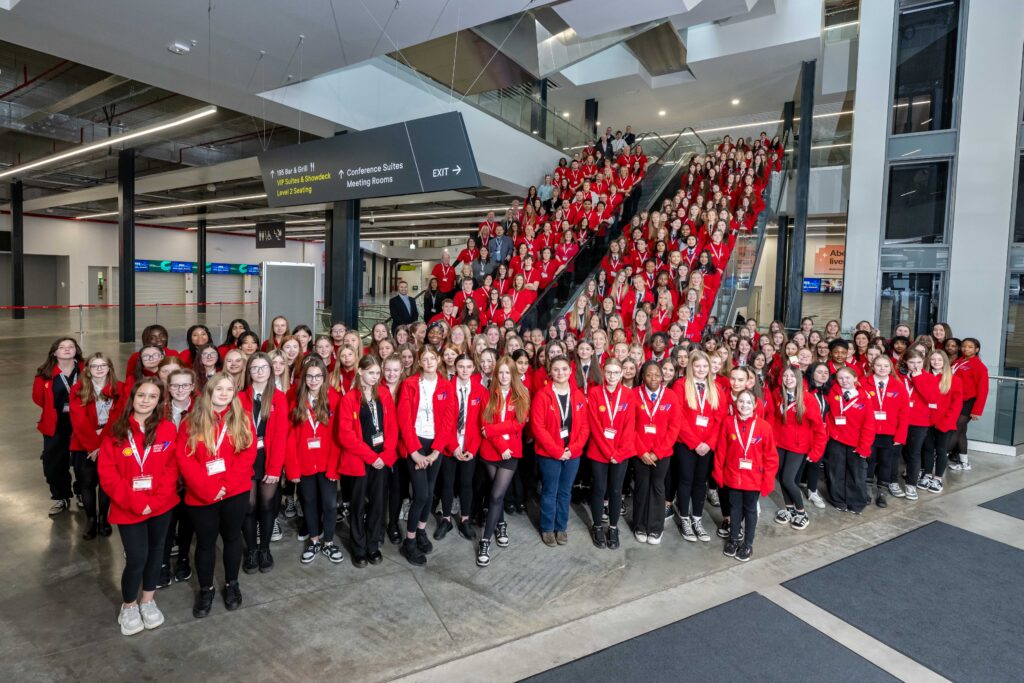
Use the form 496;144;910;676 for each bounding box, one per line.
785;60;815;330
584;98;599;138
118;149;135;343
774;214;789;322
329;199;361;329
196;205;207;313
530;79;548;137
10;180;24;320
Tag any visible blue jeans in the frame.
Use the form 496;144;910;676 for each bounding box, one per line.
538;456;580;533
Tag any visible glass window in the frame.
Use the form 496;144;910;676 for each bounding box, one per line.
885;162;949;244
891;0;960;134
1006;273;1024;373
1015;154;1024;243
879;272;942;338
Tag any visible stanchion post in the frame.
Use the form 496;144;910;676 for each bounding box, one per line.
218;302;224;340
78;305;85;346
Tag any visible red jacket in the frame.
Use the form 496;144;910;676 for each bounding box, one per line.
397;374;458;456
238;387;290;478
285;397;341;481
175;408;258;506
952;356;989;417
530;384;590;459
864;375;910;444
824;386;876;457
928;373;963;433
901;372;938;428
98;418;180;525
633;385;681;458
31;364;83;436
68;380;123;452
480;393;527;462
450;379;487;456
713;415;779;496
586;384;637;463
336;389;399;474
769;390;827;462
431;263;457;293
673;383;725;451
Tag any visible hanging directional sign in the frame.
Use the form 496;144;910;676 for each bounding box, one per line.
257;112;480;207
255;221;286;249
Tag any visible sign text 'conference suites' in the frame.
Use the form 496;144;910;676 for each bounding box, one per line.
269;161;407;199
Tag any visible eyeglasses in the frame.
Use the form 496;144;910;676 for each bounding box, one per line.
170;383;193;390
201;352;219;360
251;366;270;373
88;363;108;370
140;353;162;361
306;374;324;381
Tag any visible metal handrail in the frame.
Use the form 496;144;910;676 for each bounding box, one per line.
679;126;710;154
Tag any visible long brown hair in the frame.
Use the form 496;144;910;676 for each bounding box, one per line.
483;357;530;423
778;366;806;424
291;358;331;426
111;377;166;448
76;352;119;405
243;352;276;425
354;355;382;404
36;336;83;377
183;372;253;455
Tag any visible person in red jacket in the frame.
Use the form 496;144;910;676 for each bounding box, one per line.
713;390;778;562
435;354;485;545
769;367;826;531
948;337;988;472
865;356;910;508
431;252;458;295
238;353;289;575
97;377;179;636
70;352;121;539
920;350;963;494
176;372;257;618
397;346;457;566
898;351;937;501
284;358;344;566
532;356;590;546
586;359;636;550
337;355;399;567
633;361;682;544
125;324;179;377
824;367;876;514
476;356;530;567
33;336;84;516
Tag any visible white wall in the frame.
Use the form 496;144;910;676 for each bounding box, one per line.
0;214;324;306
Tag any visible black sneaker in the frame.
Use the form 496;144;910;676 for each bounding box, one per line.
242;549;259;575
717;520;731;539
301;541;321;564
192;587;215;619
174;559;192;583
400;538;426;566
98;516;112;537
415;528;433;555
434;518;453;541
156;564;172;589
590;525;607;549
723;541;738;557
495;521;509;548
82;518;98;540
223;581;242;611
504;501;516;515
456;517;476;541
876;490;888;509
387;526;402;545
476;539;491;567
48;499;69;517
606;526;620;550
353;555;368;569
322;543;345;564
736;546;752;562
258;550;274;573
368;550;383;565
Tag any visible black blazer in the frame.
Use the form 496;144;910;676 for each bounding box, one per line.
389;294;419;334
422;290;444;323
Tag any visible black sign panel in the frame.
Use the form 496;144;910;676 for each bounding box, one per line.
255;221;286;249
257;112;480;207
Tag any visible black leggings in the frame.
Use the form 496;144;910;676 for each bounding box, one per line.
673;444;713;517
118;511;173;603
298;472;338;541
922;428;952;478
242;452;280;552
950;397;975;459
387;460;410;534
163;498;194;567
71;451;109;521
901;425;928;485
589;460;627;527
350;464;387;557
777;449;806;509
633;457;671;534
41;427;73;501
728;489;759;548
189;492;248;588
406;438;441;534
482;460;517;541
440;455;476;519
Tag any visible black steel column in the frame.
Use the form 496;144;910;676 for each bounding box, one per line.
584;98;599;138
774;214;789;322
10;181;24;320
196;205;207;313
785;60;815;330
782;100;795;141
118;149;136;343
323;209;333;309
329;199;360;328
530;79;548;137
370;253;377;297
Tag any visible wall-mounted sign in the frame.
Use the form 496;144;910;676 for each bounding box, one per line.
133;260;259;275
256;221;286;249
813;244;845;275
257;112;480;207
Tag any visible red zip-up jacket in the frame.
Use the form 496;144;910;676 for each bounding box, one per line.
864;375;910;444
674;382;725;451
769;390;827;462
397;374;458;456
126;347;179;378
824;386;876;457
530;384;590;459
450;379;487;456
98;418;180;525
586;384;637;463
901;372;938;427
952;356;989;417
176;408;258;506
713;414;779;496
68;380;123;452
238;386;290;478
336;389;399;474
285;398;341;481
928;372;963;433
31;363;83;436
634;385;681;458
480;393;527;462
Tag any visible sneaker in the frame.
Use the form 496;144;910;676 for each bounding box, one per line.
904;485;919;501
663;504;673;519
692;518;711;542
541;532;557;547
634;529;648;544
495;522;509;548
48;499;69;516
927;477;943;493
243;549;259;575
807;490;826;509
283;498;297;518
270;520;283;542
876;490;888;509
476;539;491;567
321;543;344;564
76;494;85;510
717;520;731;539
555;531;568;545
156;564;172;589
169;544;179;558
946;461;963;472
399;499;411;521
118;604;145;636
680;516;697;542
918;474;933;489
192;587;215;619
960;456;972;472
601;503;610;524
790;513;809;530
415;528;434;555
433;518;453;541
400;538;426;566
736;546;752;562
456;518;476;541
707;489;720;508
775;509;792;525
258;549;274;573
139;600;165;630
223;581;242;611
646;532;662;545
174;559;192;583
301;541;321;564
296;530;309;542
723;541;738;557
888;482;905;498
606;526;620;549
590;525;607;549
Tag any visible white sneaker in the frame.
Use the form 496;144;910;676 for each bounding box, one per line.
807;490;826;509
775;509;792;525
691;517;711;542
960;456;972;472
888;482;905;498
904;485;919;501
707;489;720;508
679;516;697;542
946;461;963;472
634;530;648;544
646;532;662;545
399;499;411;521
270;520;283;542
139;600;165;630
118;604;144;636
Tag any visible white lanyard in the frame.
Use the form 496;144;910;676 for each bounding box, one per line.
127;431;152;472
554;389;571;426
904;377;914;399
874;379;887;410
58;370;74;393
733;417;756;459
501;390;511;422
440;265;450;280
779;394;795;414
694;382;707;413
640;386;664;420
307;403;320;435
368;399;380;433
603;386;622;424
210;422;229;454
656;310;668;326
837;393;856;415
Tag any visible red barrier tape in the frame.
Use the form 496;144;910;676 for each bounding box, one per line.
0;301;258;310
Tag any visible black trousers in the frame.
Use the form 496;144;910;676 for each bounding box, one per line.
188;492;248;588
867;434;896;486
901;425;929;486
950;397;975;459
407;438;441;533
440;455;476;519
298;472;338;541
728;489;759;548
632;457;671;535
350;464;387;558
163;497;194;567
777;449;806;508
589;460;628;527
922;428;953;478
71;451;109;521
673;444;713;517
826;440;867;512
117;510;173;603
386;460;410;534
41;428;73;501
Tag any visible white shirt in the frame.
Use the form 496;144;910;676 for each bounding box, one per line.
415;376;438;439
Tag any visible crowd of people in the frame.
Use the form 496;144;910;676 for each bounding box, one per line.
30;129;990;639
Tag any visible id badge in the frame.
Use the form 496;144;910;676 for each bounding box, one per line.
604;428;617;439
834;416;847;426
62;403;70;414
132;475;153;491
559;428;569;439
205;458;226;475
874;411;887;421
307;437;321;450
928;403;938;410
372;432;384;447
695;415;709;427
738;459;753;471
503;434;511;441
257;436;265;449
644;425;657;434
909;401;915;408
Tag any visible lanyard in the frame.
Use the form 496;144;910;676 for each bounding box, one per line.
307;402;320;434
58;369;76;393
640;386;664;420
904;377;914;399
212;422;228;453
837;393;856;415
127;431;152;472
368;399;380;433
779;394;795;414
440;265;450;279
874;379;887;410
733;417;756;459
501;390;511;422
554;389;571;426
603;386;622;424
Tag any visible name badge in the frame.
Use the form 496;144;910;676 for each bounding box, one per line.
132;475;153;491
604;428;617;439
644;425;657;434
560;428;569;439
834;416;847;426
927;403;938;410
372;432;384;447
257;436;265;449
307;438;321;450
909;401;915;408
874;411;887;421
205;458;226;475
503;434;511;441
62;403;70;413
695;415;709;427
738;459;753;471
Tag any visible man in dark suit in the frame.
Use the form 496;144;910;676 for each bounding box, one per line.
389;279;418;335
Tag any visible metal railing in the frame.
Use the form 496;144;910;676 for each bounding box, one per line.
969;375;1024;449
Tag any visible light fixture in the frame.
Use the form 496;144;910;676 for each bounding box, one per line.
370;205;508;220
562;112;570;118
532;130;538;134
0;105;217;180
658;110;666;117
409;242;416;250
596;121;601;126
167;41;195;55
731;98;740;106
76;191;267;220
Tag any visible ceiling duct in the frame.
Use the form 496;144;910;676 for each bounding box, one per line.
625;21;691;78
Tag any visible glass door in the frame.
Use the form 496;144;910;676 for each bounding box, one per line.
879;271;943;337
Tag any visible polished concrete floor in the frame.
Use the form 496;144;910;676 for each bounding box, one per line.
1;313;1022;682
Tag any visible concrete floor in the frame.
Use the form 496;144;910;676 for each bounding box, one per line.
1;313;1021;682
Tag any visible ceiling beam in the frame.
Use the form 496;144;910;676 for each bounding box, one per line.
19;74;131;125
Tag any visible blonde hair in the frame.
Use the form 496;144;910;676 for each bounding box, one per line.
778;366;806;424
683;350;720;410
930;350;953;394
184;372;253;455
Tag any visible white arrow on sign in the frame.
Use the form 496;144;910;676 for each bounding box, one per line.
453;165;462;175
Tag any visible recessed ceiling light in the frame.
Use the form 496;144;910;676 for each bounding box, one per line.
532;130;538;134
562;112;570;118
409;242;416;250
658;110;666;117
167;40;196;55
596;120;601;125
731;98;740;106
